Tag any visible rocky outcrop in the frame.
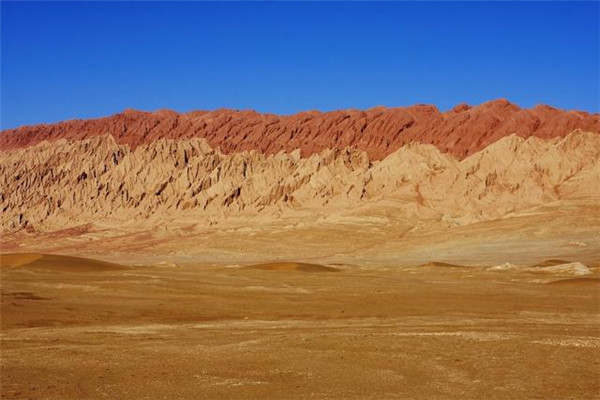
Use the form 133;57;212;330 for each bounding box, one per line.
1;100;598;160
1;131;598;232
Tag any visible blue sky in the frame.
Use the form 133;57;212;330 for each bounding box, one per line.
1;1;598;129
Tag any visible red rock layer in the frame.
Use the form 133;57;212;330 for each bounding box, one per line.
1;99;598;159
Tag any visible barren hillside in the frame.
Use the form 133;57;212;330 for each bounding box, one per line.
1;130;598;232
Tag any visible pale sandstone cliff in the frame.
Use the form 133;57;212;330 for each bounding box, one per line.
1;130;598;233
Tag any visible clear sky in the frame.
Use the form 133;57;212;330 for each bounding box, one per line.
1;1;599;129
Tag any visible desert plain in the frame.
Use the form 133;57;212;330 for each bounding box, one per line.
2;201;600;399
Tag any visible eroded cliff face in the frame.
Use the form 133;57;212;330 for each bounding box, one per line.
2;100;599;160
2;131;599;233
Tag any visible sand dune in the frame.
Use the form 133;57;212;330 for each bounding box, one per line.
417;261;469;268
0;253;43;267
0;253;128;272
244;262;340;273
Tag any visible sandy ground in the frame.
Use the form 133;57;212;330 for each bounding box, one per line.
1;253;599;399
1;203;599;399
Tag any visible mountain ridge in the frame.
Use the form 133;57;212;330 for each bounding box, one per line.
2;99;599;160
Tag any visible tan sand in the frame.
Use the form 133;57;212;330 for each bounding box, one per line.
1;253;599;399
